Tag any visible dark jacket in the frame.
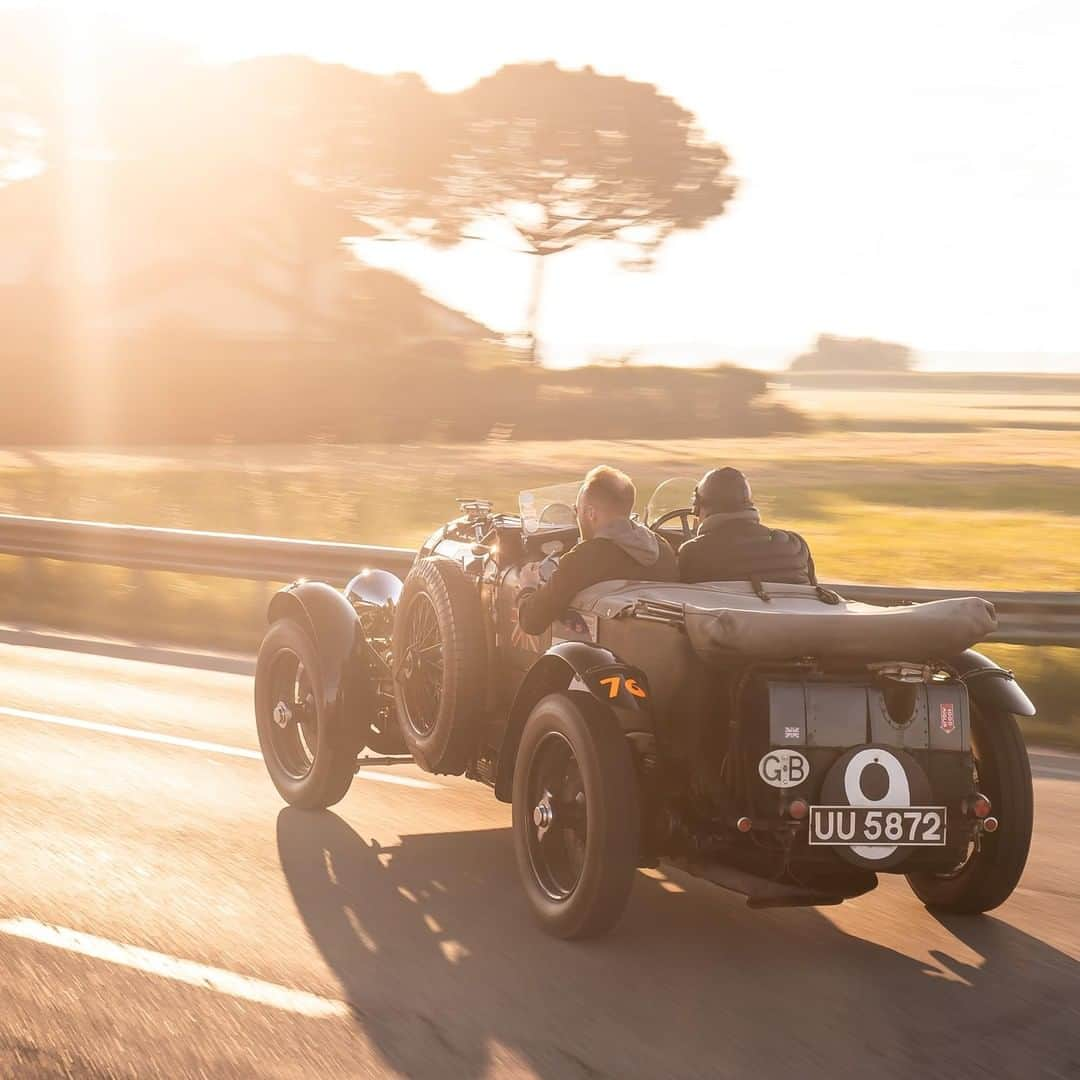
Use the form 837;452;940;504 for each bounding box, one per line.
518;518;678;635
678;508;815;586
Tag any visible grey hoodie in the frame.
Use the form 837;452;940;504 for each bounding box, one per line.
594;517;663;566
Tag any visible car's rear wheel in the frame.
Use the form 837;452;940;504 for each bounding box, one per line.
392;557;487;775
906;704;1033;913
512;692;640;939
255;619;356;808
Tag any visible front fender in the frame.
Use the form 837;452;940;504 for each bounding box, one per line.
948;649;1037;718
267;580;373;751
494;641;653;802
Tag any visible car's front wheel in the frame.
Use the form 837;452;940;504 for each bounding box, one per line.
906;705;1033;913
512;692;640;939
254;619;357;809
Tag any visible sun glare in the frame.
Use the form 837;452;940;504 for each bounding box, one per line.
52;2;113;440
12;0;1080;364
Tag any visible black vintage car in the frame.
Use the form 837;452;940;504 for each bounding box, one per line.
254;480;1036;939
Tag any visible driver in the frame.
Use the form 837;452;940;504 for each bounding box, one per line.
678;466;817;585
517;465;678;635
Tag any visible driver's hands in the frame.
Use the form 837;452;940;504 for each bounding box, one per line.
518;561;543;590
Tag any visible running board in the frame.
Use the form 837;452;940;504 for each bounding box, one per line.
662;856;877;909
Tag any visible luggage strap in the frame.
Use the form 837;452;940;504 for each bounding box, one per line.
750;576;771;603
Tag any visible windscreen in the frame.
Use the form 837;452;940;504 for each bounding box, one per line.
518;483;581;535
645;477;698;527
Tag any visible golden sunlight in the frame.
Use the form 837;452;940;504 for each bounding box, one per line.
55;3;114;440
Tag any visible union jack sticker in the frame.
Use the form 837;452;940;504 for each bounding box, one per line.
784;726;801;740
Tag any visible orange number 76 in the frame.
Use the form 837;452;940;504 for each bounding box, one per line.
598;675;647;700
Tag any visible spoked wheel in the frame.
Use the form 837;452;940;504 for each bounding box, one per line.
512;692;639;939
392;557;486;775
906;705;1033;913
398;593;444;738
255;619;356;809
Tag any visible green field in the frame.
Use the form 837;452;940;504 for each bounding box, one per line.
2;429;1077;589
1;415;1077;747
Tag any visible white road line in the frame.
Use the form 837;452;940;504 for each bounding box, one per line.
0;918;352;1019
354;767;439;789
0;705;440;789
1033;765;1080;779
0;705;263;758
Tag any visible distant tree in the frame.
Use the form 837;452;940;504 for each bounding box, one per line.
423;63;738;362
790;334;914;372
3;23;737;370
218;57;455;230
193;56;463;349
0;25;447;355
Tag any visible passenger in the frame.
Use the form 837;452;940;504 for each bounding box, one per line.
517;465;678;635
678;466;817;586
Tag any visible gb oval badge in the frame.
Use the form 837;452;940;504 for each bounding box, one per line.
758;749;810;789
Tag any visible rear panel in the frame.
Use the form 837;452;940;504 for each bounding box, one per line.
768;678;970;753
761;675;975;872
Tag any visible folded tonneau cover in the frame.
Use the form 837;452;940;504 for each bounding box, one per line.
572;580;997;661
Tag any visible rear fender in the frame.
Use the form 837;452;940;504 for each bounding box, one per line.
267;581;374;752
494;641;652;802
947;649;1037;717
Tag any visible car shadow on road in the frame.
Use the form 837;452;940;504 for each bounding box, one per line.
276;809;1080;1080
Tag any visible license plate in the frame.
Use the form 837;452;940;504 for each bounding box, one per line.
808;806;947;846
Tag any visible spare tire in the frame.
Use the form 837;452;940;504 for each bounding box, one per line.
392;557;487;774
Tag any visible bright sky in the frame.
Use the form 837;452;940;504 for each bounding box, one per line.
31;0;1080;369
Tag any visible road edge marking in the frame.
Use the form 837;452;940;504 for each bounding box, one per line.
0;704;262;758
0;918;352;1019
0;705;440;789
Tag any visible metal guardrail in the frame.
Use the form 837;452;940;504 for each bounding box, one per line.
0;513;1076;648
0;513;415;585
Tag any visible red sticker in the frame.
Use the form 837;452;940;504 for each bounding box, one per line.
940;702;956;735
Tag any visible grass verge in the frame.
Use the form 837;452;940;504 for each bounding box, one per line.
981;644;1080;752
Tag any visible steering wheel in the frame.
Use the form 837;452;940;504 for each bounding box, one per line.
650;507;696;549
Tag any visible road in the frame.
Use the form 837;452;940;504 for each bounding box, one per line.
0;634;1078;1079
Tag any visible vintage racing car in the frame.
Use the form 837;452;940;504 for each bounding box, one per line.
254;479;1036;938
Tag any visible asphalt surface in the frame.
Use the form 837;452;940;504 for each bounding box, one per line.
0;636;1078;1079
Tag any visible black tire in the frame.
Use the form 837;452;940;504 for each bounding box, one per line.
392;557;486;775
512;692;640;939
255;619;356;809
907;705;1033;913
